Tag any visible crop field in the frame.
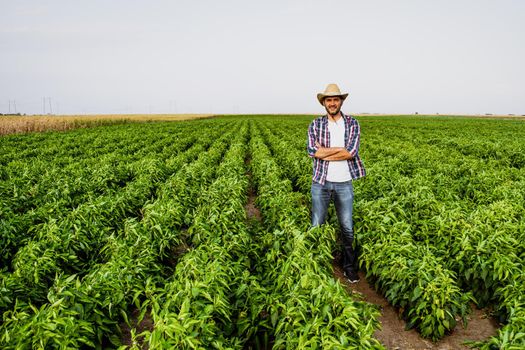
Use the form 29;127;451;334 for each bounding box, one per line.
0;114;213;136
1;115;524;349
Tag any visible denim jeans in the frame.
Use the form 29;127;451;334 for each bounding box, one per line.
311;180;358;273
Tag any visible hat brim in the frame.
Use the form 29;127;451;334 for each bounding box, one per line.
317;93;349;105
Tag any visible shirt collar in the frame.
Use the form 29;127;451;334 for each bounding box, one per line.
322;112;349;124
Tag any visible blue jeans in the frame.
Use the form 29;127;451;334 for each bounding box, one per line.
311;180;358;273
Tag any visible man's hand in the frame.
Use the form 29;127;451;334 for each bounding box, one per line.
314;142;353;160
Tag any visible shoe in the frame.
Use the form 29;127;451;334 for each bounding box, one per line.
344;270;360;283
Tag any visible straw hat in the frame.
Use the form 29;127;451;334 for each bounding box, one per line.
317;84;349;105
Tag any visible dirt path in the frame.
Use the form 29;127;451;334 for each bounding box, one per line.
333;265;499;350
244;155;262;222
245;184;262;221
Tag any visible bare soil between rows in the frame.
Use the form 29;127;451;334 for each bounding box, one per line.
245;186;262;221
333;264;500;350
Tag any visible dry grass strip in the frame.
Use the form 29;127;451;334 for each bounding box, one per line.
0;114;214;135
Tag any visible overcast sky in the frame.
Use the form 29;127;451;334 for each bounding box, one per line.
1;0;524;115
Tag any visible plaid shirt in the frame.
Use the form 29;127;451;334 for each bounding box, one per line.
307;112;366;184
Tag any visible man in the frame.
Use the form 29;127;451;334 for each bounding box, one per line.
307;83;366;283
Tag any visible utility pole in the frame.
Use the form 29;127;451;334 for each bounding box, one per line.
171;100;179;114
7;100;17;114
48;97;53;115
43;97;46;115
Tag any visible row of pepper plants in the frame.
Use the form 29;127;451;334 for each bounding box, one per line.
0;123;200;267
360;117;525;348
0;120;236;348
259;115;525;347
248;121;384;349
137;120;385;349
254;118;471;341
1;124;221;311
360;116;525;348
136;122;266;348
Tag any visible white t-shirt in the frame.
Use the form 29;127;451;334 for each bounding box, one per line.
326;118;351;182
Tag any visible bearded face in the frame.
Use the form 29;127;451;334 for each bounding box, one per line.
323;96;343;116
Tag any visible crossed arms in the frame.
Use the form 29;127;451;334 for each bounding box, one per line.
314;141;353;161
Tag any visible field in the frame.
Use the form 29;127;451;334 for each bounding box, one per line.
0;114;213;135
1;115;524;349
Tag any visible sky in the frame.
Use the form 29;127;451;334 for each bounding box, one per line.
1;0;524;116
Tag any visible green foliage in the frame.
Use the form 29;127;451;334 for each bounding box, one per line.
2;115;525;348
